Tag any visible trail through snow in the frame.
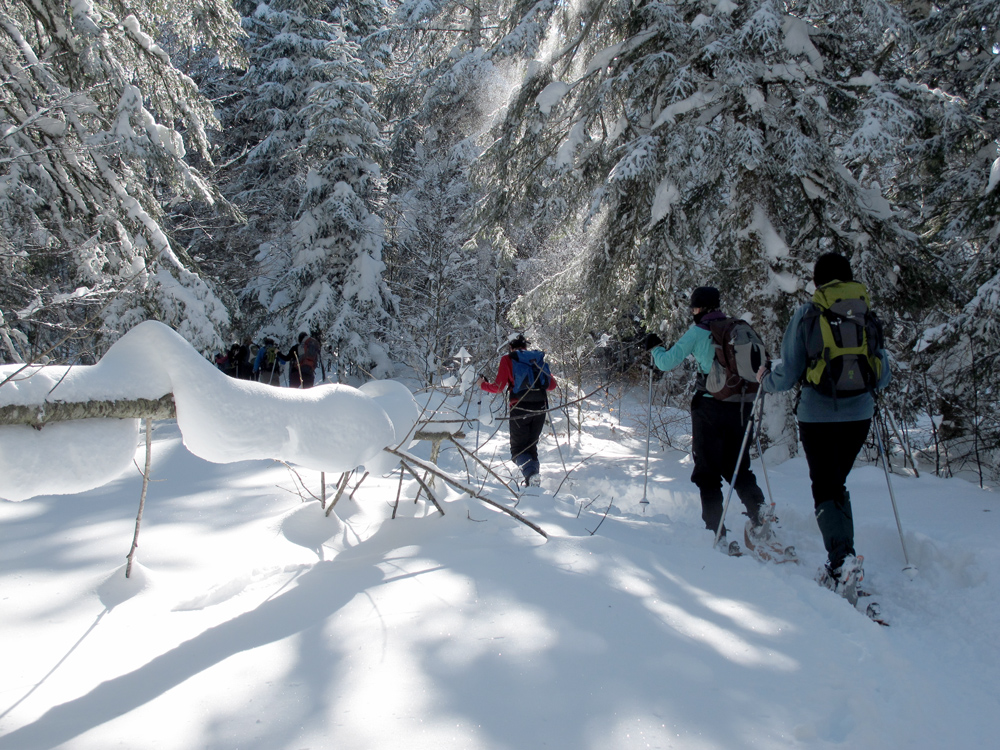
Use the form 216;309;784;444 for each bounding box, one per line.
1;387;998;749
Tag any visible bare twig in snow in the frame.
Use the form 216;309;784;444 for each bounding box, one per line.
383;447;547;538
586;497;614;536
398;460;445;516
125;419;153;578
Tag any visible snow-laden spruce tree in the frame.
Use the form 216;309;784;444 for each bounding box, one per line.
900;0;1000;478
224;0;395;376
479;0;927;455
381;0;520;383
0;0;244;360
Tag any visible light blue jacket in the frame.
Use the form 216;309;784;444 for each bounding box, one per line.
761;301;891;423
651;320;718;396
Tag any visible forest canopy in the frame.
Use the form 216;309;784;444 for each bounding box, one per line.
1;0;997;476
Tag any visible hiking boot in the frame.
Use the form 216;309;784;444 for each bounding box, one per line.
758;502;778;526
714;533;729;553
836;554;864;586
529;473;541;487
714;533;741;556
816;564;837;591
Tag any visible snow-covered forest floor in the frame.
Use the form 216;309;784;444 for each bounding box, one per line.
1;386;998;749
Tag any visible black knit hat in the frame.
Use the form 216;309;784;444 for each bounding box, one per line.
508;333;528;349
813;253;853;286
690;286;720;309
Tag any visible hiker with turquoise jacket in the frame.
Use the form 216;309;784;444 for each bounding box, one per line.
645;286;767;550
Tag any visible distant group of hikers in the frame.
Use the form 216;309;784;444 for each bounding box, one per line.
481;252;889;602
214;331;322;388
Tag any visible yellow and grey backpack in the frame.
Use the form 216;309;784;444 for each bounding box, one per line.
803;281;884;397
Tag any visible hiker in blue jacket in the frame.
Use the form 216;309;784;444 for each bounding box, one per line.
646;286;766;547
756;253;891;587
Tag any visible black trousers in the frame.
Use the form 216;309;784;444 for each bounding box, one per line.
689;395;765;533
510;399;546;479
799;419;871;569
798;420;871;509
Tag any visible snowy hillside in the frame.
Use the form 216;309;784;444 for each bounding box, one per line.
1;389;998;749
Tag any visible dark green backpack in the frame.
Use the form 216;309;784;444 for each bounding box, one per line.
261;345;278;369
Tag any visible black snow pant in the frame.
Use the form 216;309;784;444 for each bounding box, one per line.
799;419;871;571
510;398;547;481
690;394;765;535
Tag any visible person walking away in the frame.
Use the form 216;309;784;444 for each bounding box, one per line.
298;331;321;388
283;333;306;388
254;338;285;386
477;334;557;487
222;343;241;378
645;286;767;551
236;337;254;379
756;252;890;591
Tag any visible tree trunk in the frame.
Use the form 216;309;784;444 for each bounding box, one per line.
0;394;176;428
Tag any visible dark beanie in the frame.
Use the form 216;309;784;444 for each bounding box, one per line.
813;253;853;286
509;333;528;349
690;286;720;309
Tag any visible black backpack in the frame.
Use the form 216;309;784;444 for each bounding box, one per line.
705;318;765;402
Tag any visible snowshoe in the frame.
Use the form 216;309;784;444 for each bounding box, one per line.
816;554;865;606
864;601;889;626
742;505;799;565
817;555;888;625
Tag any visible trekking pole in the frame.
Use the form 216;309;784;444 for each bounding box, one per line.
475;395;482;452
714;387;764;547
752;392;774;505
640;356;655;512
875;403;918;578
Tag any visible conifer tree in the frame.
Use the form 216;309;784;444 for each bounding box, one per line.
382;0;518;381
901;0;1000;476
479;0;926;450
215;0;395;375
0;0;244;359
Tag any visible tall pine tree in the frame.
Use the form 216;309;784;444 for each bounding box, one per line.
216;0;395;376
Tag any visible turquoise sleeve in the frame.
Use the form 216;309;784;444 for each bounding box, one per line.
651;326;700;373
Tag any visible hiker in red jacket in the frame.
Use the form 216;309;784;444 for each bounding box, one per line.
477;334;557;487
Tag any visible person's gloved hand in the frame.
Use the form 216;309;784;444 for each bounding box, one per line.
643;333;664;351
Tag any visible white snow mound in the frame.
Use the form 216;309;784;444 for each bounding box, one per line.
0;321;398;500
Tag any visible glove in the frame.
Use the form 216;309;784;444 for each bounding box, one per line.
643;333;664;351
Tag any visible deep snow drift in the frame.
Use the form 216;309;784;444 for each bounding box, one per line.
0;322;407;501
1;371;998;749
